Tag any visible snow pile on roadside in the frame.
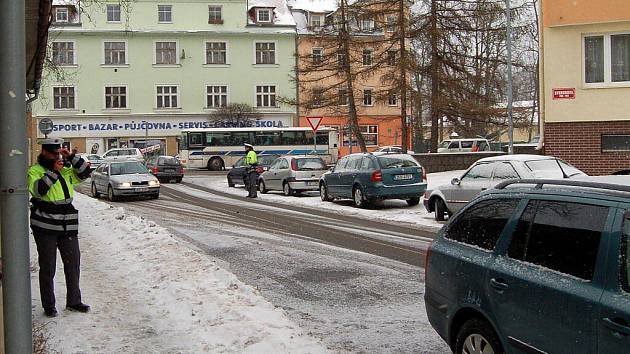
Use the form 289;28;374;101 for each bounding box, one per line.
31;193;329;354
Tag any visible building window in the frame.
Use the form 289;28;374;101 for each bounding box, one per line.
386;15;396;32
387;50;397;66
388;92;398;106
312;48;323;65
257;9;271;23
344;125;378;146
362;49;373;66
55;7;69;23
104;41;126;65
602;135;630;152
255;42;275;64
338;89;348;106
361;17;374;31
208;6;222;23
53;87;75;109
155;41;177;65
363;89;373;106
310;14;323;29
52;41;75;66
106;4;121;22
584;33;630;84
205;42;227;64
105;86;127;109
158;5;172;23
256;85;276;107
337;51;347;68
156;86;178;108
206;85;228;108
311;87;324;108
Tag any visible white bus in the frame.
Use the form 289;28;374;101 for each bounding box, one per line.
179;127;339;170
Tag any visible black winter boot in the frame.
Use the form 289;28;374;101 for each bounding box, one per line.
67;303;90;313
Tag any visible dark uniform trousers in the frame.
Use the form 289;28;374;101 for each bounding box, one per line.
32;230;82;308
247;168;258;197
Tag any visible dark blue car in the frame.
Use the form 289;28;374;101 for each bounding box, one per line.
319;153;427;208
425;177;630;354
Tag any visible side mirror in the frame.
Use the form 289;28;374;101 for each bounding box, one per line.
329;167;335;172
451;177;461;186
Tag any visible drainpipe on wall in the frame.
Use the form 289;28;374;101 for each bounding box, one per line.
294;29;300;127
537;0;545;152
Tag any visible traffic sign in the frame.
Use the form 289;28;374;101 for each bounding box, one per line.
38;118;54;136
306;117;323;132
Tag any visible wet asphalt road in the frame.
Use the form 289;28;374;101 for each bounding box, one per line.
78;177;448;353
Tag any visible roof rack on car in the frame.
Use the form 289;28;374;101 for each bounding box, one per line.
494;179;630;194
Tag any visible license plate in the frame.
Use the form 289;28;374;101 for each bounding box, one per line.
165;168;175;172
394;174;413;181
307;181;318;186
135;187;148;192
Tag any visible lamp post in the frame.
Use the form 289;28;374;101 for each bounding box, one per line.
505;0;514;154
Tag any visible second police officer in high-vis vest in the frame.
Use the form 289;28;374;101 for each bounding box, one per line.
244;143;258;198
28;138;92;317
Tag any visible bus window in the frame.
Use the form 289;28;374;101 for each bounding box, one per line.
282;131;308;145
189;133;204;146
230;132;253;146
306;131;329;145
255;131;280;146
206;132;228;146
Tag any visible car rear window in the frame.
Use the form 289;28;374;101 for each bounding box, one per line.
525;159;566;178
111;162;148;175
460;140;474;148
158;157;180;166
377;155;419;169
296;158;326;170
507;200;608;281
445;199;520;251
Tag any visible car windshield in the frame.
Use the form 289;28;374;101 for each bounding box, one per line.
296;158;326;170
158;157;180;166
438;141;450;149
110;162;148;175
377;155;419;169
525;159;581;178
259;156;279;165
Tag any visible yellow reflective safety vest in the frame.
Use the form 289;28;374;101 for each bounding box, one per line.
246;150;258;166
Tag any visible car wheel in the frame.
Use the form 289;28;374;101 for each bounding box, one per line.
259;179;268;194
434;198;446;221
176;177;182;183
227;176;235;188
151;193;159;200
283;182;293;196
406;197;420;206
353;186;369;208
91;182;100;198
207;157;224;171
320;183;333;202
455;318;503;354
107;185;118;202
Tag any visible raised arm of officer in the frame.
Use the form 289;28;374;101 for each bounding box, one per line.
60;147;91;182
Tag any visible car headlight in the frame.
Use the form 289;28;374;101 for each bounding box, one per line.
149;180;160;187
119;182;131;188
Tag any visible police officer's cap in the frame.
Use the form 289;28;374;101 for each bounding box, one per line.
39;138;64;152
244;143;254;148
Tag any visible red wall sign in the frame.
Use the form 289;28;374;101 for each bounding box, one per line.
552;88;576;100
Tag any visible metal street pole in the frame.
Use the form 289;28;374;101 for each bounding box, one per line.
0;0;34;352
505;0;514;154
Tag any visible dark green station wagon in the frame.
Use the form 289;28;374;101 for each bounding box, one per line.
425;177;630;354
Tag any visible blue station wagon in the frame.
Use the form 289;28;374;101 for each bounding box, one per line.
425;177;630;354
319;153;427;208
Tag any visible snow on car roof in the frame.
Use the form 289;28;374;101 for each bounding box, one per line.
476;154;555;163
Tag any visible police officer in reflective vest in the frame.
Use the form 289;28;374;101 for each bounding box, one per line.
28;138;91;317
244;143;258;198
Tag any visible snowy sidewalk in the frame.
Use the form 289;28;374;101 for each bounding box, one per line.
31;194;329;354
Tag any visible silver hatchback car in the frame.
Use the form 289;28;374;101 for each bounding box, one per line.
91;161;160;201
258;156;328;196
424;154;585;220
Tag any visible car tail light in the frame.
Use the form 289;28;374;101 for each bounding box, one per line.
256;166;264;174
152;167;158;174
179;167;185;173
291;159;298;171
371;170;383;182
424;242;433;281
422;167;427;183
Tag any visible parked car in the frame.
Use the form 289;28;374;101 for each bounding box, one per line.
258;156;328;196
437;138;490;153
424;154;586;221
319;153;427;208
79;153;104;171
226;154;279;187
145;155;184;183
102;148;144;162
374;145;404;153
425;177;630;354
90;161;160;201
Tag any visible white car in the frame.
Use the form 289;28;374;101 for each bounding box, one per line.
102;148;144;162
437;138;491;153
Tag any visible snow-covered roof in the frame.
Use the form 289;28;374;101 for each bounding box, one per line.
287;0;338;13
52;0;78;5
248;0;296;26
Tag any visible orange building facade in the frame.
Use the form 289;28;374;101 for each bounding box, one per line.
289;0;411;156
